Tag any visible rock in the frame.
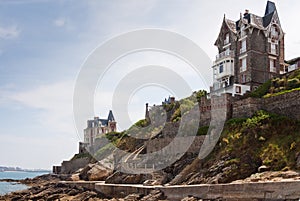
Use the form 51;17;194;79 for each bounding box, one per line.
124;193;141;201
143;179;161;186
106;171;151;184
258;165;270;173
296;152;300;169
70;173;81;181
79;163;113;181
181;196;199;201
140;190;165;201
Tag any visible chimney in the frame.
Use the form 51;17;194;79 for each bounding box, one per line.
170;97;175;104
145;103;150;120
244;9;249;16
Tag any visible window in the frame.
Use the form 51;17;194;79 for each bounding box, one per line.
270;59;277;73
270;43;277;55
236;86;241;94
271;25;279;39
224;33;229;45
240;57;247;72
219;63;224;73
240;39;247;54
241;74;247;83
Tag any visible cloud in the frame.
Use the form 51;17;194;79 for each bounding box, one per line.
53;18;66;27
0;25;20;39
7;81;77;136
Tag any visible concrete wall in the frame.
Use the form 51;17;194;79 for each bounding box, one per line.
161;181;300;200
94;181;300;200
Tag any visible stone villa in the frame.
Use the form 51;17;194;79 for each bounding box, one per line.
211;1;287;96
83;110;117;146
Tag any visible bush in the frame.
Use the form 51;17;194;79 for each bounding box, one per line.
195;90;207;102
133;119;149;127
250;79;271;98
287;78;300;90
197;126;209;136
242;110;270;129
260;144;287;170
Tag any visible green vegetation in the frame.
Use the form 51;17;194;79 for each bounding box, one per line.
197;126;209;136
94;143;115;159
250;69;300;98
170;90;207;122
71;152;93;161
249;79;271;98
204;110;300;182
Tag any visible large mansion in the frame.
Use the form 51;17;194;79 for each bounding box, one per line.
211;1;287;96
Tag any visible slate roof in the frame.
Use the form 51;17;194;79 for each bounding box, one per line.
265;1;276;16
225;19;237;33
235;1;277;31
87;110;116;128
107;110;115;122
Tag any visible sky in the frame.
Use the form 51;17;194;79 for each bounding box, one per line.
0;0;299;169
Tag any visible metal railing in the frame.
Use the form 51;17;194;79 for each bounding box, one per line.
215;50;234;61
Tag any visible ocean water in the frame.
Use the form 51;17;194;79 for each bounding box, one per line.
0;171;49;195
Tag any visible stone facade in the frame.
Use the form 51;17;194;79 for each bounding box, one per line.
84;110;117;146
211;1;285;96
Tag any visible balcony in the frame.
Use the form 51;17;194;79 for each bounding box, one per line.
213;62;234;80
215;50;234;62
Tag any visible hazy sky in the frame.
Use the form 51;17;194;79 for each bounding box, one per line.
0;0;299;169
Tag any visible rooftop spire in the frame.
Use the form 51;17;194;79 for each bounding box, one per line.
107;110;115;122
265;1;276;16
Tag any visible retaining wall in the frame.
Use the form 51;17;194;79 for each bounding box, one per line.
61;157;90;174
93;181;300;200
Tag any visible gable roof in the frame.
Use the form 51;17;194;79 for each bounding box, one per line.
225;19;237;33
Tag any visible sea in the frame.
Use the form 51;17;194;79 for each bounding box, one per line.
0;171;49;195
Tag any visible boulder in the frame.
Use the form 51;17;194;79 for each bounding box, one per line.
79;163;112;181
258;165;270;173
105;171;151;184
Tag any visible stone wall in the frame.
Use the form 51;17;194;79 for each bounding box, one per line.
232;97;263;119
263;89;300;119
232;90;300;119
145;136;205;155
61;157;90;174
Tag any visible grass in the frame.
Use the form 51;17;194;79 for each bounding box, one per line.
263;87;300;98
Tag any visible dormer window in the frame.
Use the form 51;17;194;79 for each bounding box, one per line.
224;33;229;45
241;24;246;37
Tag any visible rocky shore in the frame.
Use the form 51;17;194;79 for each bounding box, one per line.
0;174;185;201
1;171;300;201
